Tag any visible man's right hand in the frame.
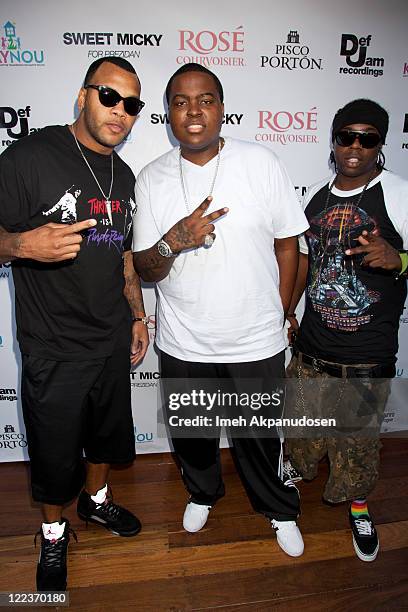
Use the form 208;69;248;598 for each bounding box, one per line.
164;196;228;253
18;219;97;262
287;315;299;346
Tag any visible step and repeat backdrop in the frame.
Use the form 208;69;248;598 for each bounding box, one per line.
1;0;407;460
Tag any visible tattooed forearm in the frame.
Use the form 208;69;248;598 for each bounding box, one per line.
123;250;146;314
133;242;175;283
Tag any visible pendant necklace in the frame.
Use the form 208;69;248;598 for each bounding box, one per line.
179;137;223;255
71;125;114;225
311;170;377;288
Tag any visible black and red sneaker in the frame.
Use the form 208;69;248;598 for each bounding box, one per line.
77;488;141;537
35;518;77;591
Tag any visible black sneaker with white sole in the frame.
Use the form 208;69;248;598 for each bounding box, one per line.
77;488;141;537
35;518;77;592
349;509;379;562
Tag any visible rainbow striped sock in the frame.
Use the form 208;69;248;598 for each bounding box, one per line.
351;499;369;518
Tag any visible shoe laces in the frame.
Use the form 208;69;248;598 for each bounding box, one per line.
34;527;77;567
283;463;298;479
96;488;121;520
354;518;374;536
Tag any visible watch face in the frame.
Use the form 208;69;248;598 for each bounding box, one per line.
158;240;171;257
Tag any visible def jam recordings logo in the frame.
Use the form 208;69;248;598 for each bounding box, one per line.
339;34;384;77
0;425;27;450
255;108;318;145
402;114;408;150
63;31;163;60
176;26;245;67
0;20;45;67
260;30;322;71
0;388;17;401
151;113;244;126
0;106;41;148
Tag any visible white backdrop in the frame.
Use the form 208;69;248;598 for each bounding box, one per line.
1;0;408;460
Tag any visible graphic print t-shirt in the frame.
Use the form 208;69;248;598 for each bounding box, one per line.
0;125;136;360
296;175;407;364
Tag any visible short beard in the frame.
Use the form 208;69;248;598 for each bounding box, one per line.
83;108;130;149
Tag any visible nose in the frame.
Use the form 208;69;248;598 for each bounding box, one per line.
187;100;202;117
350;134;362;148
111;100;127;118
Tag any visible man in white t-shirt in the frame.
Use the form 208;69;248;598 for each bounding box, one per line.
133;63;309;557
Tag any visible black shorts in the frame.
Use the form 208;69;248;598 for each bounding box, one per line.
21;350;135;505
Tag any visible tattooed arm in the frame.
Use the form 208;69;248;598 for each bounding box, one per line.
133;197;228;283
123;249;149;365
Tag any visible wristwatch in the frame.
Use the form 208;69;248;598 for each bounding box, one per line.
157;238;177;258
132;316;149;324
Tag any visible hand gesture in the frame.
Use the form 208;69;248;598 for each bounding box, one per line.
345;230;401;271
19;219;97;262
164;196;228;253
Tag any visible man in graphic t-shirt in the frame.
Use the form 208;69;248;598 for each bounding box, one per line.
286;99;408;562
133;63;309;559
0;57;149;591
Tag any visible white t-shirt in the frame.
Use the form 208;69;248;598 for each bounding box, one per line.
133;137;309;362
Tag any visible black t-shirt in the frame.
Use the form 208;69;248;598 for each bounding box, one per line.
296;176;407;365
0;125;136;360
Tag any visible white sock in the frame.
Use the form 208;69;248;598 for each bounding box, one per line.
90;483;108;505
42;520;65;540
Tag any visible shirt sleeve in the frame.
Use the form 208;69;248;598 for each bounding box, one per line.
298;187;314;254
0;145;38;232
268;154;309;239
132;167;162;252
382;173;408;250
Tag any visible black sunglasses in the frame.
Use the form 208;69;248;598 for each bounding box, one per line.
334;130;382;149
85;84;145;116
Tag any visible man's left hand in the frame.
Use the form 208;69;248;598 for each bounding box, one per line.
130;321;149;366
345;231;401;270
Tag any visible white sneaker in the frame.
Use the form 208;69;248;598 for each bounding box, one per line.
183;502;211;533
271;519;304;557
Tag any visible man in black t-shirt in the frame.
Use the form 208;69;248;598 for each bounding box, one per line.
285;99;408;563
0;58;149;591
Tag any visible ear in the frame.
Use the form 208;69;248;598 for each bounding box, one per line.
77;87;87;113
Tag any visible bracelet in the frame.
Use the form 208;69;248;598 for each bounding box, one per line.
132;316;148;324
286;313;297;318
399;252;408;275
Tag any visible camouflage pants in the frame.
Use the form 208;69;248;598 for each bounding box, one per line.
285;353;391;503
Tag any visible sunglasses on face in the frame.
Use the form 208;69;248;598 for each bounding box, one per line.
85;84;145;116
334;130;382;149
